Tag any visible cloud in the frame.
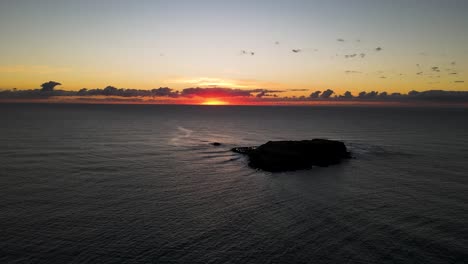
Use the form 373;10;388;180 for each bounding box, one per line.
292;49;302;53
2;82;468;105
180;87;283;98
405;90;468;102
341;91;353;98
320;89;334;98
287;90;468;104
171;77;284;90
256;91;267;98
375;47;382;51
431;66;440;72
359;91;378;98
309;91;321;98
343;53;365;58
289;89;309;92
344;54;357;58
172;77;252;88
241;50;255;56
345;71;361;74
337;38;345;42
41;81;62;92
73;86;178;97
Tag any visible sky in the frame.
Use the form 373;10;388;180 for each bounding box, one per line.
0;0;467;104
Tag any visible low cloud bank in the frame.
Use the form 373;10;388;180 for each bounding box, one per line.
1;81;468;104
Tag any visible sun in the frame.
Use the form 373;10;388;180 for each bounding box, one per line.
201;99;229;105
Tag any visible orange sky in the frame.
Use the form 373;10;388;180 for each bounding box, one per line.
1;1;467;103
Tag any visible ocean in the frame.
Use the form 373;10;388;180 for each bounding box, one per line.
1;103;467;263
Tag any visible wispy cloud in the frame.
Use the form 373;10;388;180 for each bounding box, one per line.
170;77;281;90
171;78;251;88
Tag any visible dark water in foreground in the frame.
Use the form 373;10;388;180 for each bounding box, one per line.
1;103;467;263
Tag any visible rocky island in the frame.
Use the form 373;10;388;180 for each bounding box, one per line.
232;139;351;172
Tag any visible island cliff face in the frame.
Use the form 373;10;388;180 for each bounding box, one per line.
232;139;351;172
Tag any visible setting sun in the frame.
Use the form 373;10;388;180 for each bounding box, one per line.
201;99;229;105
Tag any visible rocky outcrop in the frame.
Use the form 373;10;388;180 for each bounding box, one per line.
232;139;351;172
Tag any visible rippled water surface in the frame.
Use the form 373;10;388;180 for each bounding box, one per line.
1;104;467;263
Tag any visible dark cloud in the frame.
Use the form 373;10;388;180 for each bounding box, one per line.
327;90;468;103
292;49;302;53
454;81;465;83
76;86;179;97
252;89;284;98
345;54;357;58
416;72;423;75
357;91;379;98
405;90;468;102
337;38;345;42
375;47;382;51
256;91;267;98
408;90;419;96
41;81;61;92
356;91;377;99
241;50;255;56
341;91;353;98
320;89;334;98
309;91;321;98
431;66;440;72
